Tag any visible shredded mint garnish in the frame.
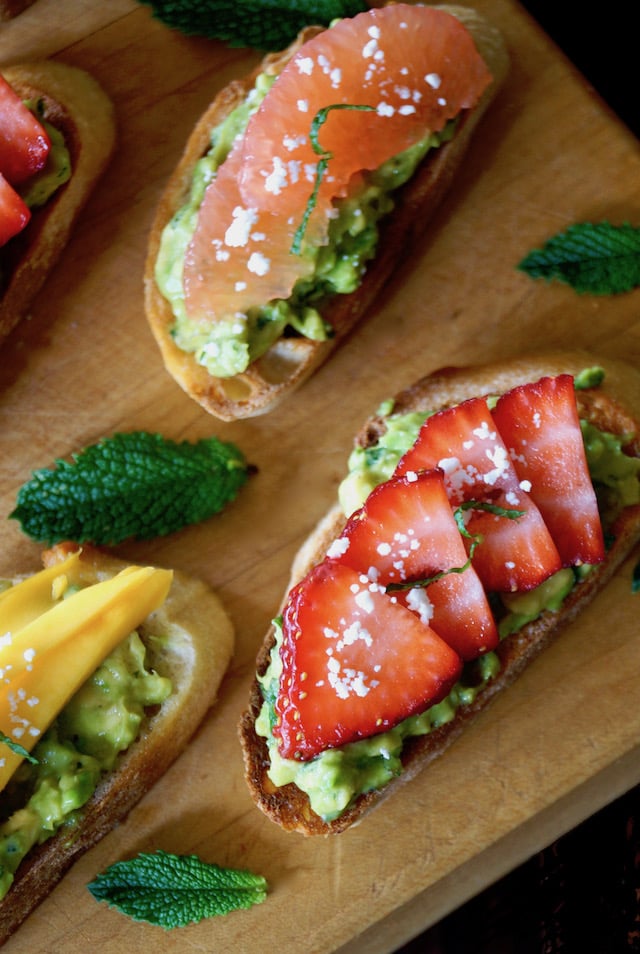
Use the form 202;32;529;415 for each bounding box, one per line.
136;0;366;50
291;103;374;254
10;431;250;546
386;501;525;593
88;851;267;927
518;222;640;294
0;731;38;764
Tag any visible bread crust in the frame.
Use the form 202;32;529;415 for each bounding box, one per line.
144;5;510;421
0;61;116;344
0;543;234;942
238;350;640;835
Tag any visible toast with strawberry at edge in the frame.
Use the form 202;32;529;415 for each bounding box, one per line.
144;5;509;421
238;350;640;835
0;61;115;344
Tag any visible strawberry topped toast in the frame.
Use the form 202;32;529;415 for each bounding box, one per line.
145;4;509;419
239;352;640;834
0;62;115;344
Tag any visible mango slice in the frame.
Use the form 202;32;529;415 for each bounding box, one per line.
0;549;84;635
0;562;172;791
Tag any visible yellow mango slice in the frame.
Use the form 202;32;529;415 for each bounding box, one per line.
0;564;172;792
0;550;84;636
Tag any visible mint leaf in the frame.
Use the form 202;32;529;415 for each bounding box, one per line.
0;731;38;764
518;222;640;294
10;431;250;546
386;502;525;593
88;851;267;927
291;103;374;254
137;0;367;50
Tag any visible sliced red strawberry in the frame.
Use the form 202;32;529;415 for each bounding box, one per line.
395;397;562;592
274;560;462;760
0;173;30;246
0;74;50;185
327;470;498;660
492;374;605;567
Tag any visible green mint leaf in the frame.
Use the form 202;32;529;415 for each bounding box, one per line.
0;731;38;764
632;560;640;594
387;502;525;593
454;501;524;562
386;554;472;593
137;0;367;50
518;222;640;294
291;103;374;254
10;431;250;546
88;851;267;927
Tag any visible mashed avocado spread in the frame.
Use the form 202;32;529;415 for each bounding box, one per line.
155;72;454;379
0;604;171;900
256;375;640;822
18;100;71;210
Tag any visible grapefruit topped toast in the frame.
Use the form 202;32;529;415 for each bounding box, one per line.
145;4;509;420
238;351;640;833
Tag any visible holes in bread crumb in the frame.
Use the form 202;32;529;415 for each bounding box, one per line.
256;338;318;385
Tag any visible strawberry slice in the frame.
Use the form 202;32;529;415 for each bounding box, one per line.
0;74;50;185
327;470;498;660
274;560;462;760
395;397;562;592
492;374;605;567
0;173;30;246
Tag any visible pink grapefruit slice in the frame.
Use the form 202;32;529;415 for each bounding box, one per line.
239;4;492;218
183;4;492;323
182;138;320;320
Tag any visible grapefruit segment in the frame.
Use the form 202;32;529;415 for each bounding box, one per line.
183;4;492;323
183;138;324;320
239;5;492;218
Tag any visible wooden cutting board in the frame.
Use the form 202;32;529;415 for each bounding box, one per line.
1;1;640;951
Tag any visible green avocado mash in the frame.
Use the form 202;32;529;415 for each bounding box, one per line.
257;624;500;820
0;627;171;900
155;71;454;378
581;420;640;518
256;375;640;822
17;100;71;210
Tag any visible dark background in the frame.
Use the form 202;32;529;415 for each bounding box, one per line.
520;1;637;138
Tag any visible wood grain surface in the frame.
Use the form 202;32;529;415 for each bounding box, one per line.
1;1;639;951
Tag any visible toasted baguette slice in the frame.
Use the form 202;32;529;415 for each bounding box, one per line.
0;543;234;942
239;350;640;835
0;61;116;344
0;0;35;21
144;5;509;421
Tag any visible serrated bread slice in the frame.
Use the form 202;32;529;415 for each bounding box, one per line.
0;543;234;942
144;5;509;420
238;350;640;835
0;61;116;343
